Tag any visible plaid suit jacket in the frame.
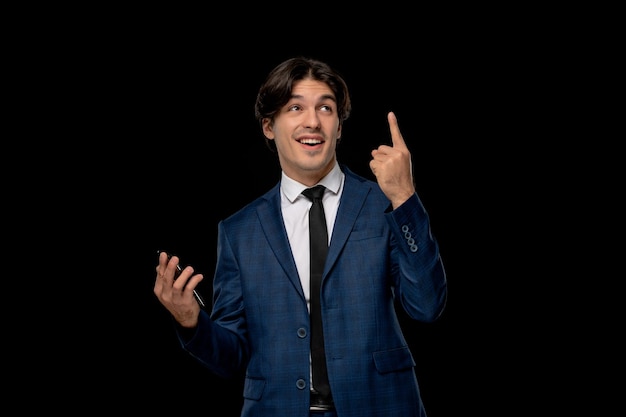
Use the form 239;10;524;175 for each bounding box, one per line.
182;165;447;417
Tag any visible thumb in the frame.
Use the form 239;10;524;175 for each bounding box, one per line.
387;111;407;150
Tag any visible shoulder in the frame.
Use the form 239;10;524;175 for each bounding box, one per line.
341;164;388;202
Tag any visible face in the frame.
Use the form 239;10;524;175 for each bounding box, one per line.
262;78;342;186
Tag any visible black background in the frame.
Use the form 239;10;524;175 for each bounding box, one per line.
30;16;571;416
108;48;508;415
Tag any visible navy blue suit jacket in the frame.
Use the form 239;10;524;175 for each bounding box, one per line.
180;165;447;417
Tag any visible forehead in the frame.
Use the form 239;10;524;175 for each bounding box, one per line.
291;79;335;100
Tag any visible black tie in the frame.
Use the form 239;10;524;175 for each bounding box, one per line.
302;185;331;398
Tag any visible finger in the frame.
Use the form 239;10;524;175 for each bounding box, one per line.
157;252;180;284
173;265;195;289
387;111;408;150
156;251;168;277
184;272;204;292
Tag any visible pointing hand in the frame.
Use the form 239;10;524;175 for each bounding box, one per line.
369;112;416;209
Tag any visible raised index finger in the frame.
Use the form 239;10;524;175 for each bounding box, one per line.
387;111;407;150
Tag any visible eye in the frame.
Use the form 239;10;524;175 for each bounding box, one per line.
288;104;301;111
320;105;332;112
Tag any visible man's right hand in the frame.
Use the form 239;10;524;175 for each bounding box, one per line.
154;251;204;328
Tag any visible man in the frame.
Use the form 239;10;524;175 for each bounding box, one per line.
154;56;447;416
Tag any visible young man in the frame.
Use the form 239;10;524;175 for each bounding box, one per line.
154;56;447;417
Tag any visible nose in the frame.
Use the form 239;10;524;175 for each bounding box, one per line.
303;108;321;129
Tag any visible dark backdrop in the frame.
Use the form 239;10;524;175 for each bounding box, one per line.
57;33;541;416
12;6;600;414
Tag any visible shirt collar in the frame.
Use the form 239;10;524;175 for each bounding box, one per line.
281;162;343;203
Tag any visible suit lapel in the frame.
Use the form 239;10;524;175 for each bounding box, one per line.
255;184;305;299
325;169;371;277
254;170;373;296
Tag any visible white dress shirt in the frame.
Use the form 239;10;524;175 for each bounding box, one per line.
280;161;345;312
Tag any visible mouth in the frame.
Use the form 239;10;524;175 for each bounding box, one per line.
297;137;324;147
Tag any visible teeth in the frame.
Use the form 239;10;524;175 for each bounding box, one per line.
300;139;321;145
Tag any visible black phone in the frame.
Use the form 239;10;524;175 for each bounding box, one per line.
157;250;206;308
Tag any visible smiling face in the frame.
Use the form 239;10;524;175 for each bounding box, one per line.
262;78;342;186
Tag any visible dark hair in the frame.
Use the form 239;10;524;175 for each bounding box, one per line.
254;57;352;151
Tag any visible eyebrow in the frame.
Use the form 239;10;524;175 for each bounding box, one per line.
290;93;336;102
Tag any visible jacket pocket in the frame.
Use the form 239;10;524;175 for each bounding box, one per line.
349;228;384;241
243;376;266;401
373;346;416;374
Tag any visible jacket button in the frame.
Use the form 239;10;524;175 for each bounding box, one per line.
297;327;307;338
296;379;307;390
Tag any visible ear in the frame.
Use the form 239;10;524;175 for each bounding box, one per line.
262;118;274;139
337;123;342;141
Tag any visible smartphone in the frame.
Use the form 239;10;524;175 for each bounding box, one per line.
157;250;206;308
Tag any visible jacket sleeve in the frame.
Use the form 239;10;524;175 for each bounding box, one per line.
386;192;448;322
